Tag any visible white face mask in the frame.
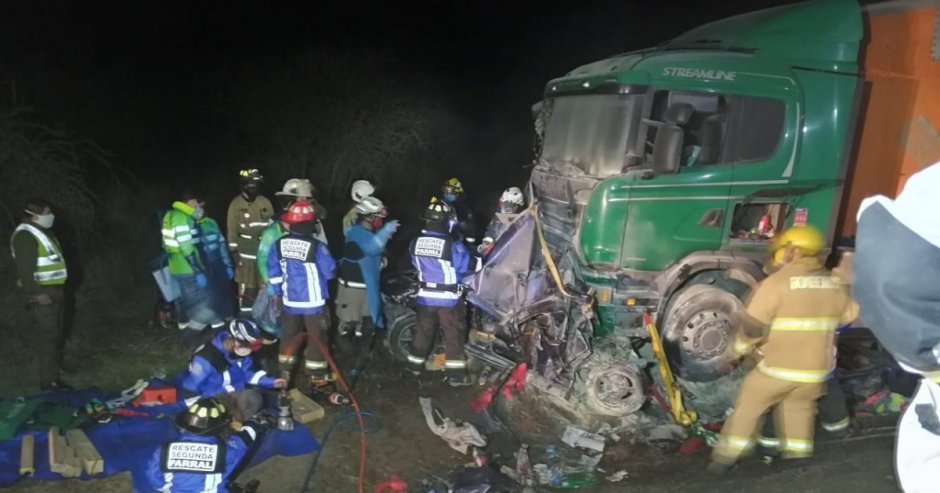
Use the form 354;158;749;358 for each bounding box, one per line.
233;346;253;357
35;213;55;229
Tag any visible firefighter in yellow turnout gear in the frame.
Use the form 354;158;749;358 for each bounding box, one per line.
227;168;274;314
709;226;858;473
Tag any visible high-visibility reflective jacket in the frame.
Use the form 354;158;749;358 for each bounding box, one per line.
410;230;471;307
181;332;276;401
10;222;68;288
226;194;273;262
162;202;203;276
143;423;260;493
736;257;858;383
268;233;335;315
256;221;287;283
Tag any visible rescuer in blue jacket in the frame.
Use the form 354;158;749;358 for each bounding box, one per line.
267;200;336;388
143;397;268;493
407;198;473;386
195;198;236;322
181;319;286;421
337;196;399;344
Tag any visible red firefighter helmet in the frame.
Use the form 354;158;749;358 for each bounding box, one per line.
282;199;316;225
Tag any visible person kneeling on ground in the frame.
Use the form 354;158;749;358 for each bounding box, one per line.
143;397;270;493
181;319;286;421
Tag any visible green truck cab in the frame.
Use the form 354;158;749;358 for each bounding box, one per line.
531;0;863;384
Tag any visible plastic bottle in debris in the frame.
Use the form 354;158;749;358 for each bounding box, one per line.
557;472;600;488
515;444;534;485
327;393;350;406
277;390;294;431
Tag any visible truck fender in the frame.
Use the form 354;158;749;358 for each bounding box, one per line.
653;252;764;320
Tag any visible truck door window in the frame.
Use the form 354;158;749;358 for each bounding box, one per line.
730;202;790;242
644;90;785;168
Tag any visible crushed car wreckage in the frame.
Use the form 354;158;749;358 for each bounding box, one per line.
383;207;695;427
382;204;903;432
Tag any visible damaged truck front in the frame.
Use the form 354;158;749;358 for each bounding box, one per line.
471;0;866;420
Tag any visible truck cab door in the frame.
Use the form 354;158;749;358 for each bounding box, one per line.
718;95;795;251
617;89;737;271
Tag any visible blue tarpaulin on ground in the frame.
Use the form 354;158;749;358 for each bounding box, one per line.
0;382;319;490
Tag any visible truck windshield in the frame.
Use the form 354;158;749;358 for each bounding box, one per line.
540;94;640;177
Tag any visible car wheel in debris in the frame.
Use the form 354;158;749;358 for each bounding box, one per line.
386;310;416;364
582;364;646;416
661;284;743;382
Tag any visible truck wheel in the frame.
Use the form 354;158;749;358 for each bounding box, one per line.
662;284;743;382
385;310;416;364
582;364;646;416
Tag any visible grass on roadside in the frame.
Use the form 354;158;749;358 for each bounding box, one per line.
0;284;190;398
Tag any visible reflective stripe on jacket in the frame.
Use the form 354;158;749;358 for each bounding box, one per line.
144;426;259;493
226;194;273;259
162;202;202;275
410;230;471;307
268;234;335;314
744;257;858;383
181;332;275;398
11;223;68;285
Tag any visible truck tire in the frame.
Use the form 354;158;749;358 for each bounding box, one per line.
661;284;743;382
582;363;646;416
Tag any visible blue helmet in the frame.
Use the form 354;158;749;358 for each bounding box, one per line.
228;318;263;350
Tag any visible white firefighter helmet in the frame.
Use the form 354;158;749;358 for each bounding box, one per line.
351;180;375;203
275;178;314;199
356;196;386;216
499;187;524;207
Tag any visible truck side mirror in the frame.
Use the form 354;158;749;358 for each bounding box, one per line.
652;124;684;175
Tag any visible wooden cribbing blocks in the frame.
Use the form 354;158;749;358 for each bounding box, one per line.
47;427;104;477
66;429;104;475
48;427;81;478
19;434;34;476
289;389;325;424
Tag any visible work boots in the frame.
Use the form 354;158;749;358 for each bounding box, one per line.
309;371;333;390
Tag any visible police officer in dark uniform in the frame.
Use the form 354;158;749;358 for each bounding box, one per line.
11;199;70;390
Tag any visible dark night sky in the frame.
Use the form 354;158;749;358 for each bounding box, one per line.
0;0;795;194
